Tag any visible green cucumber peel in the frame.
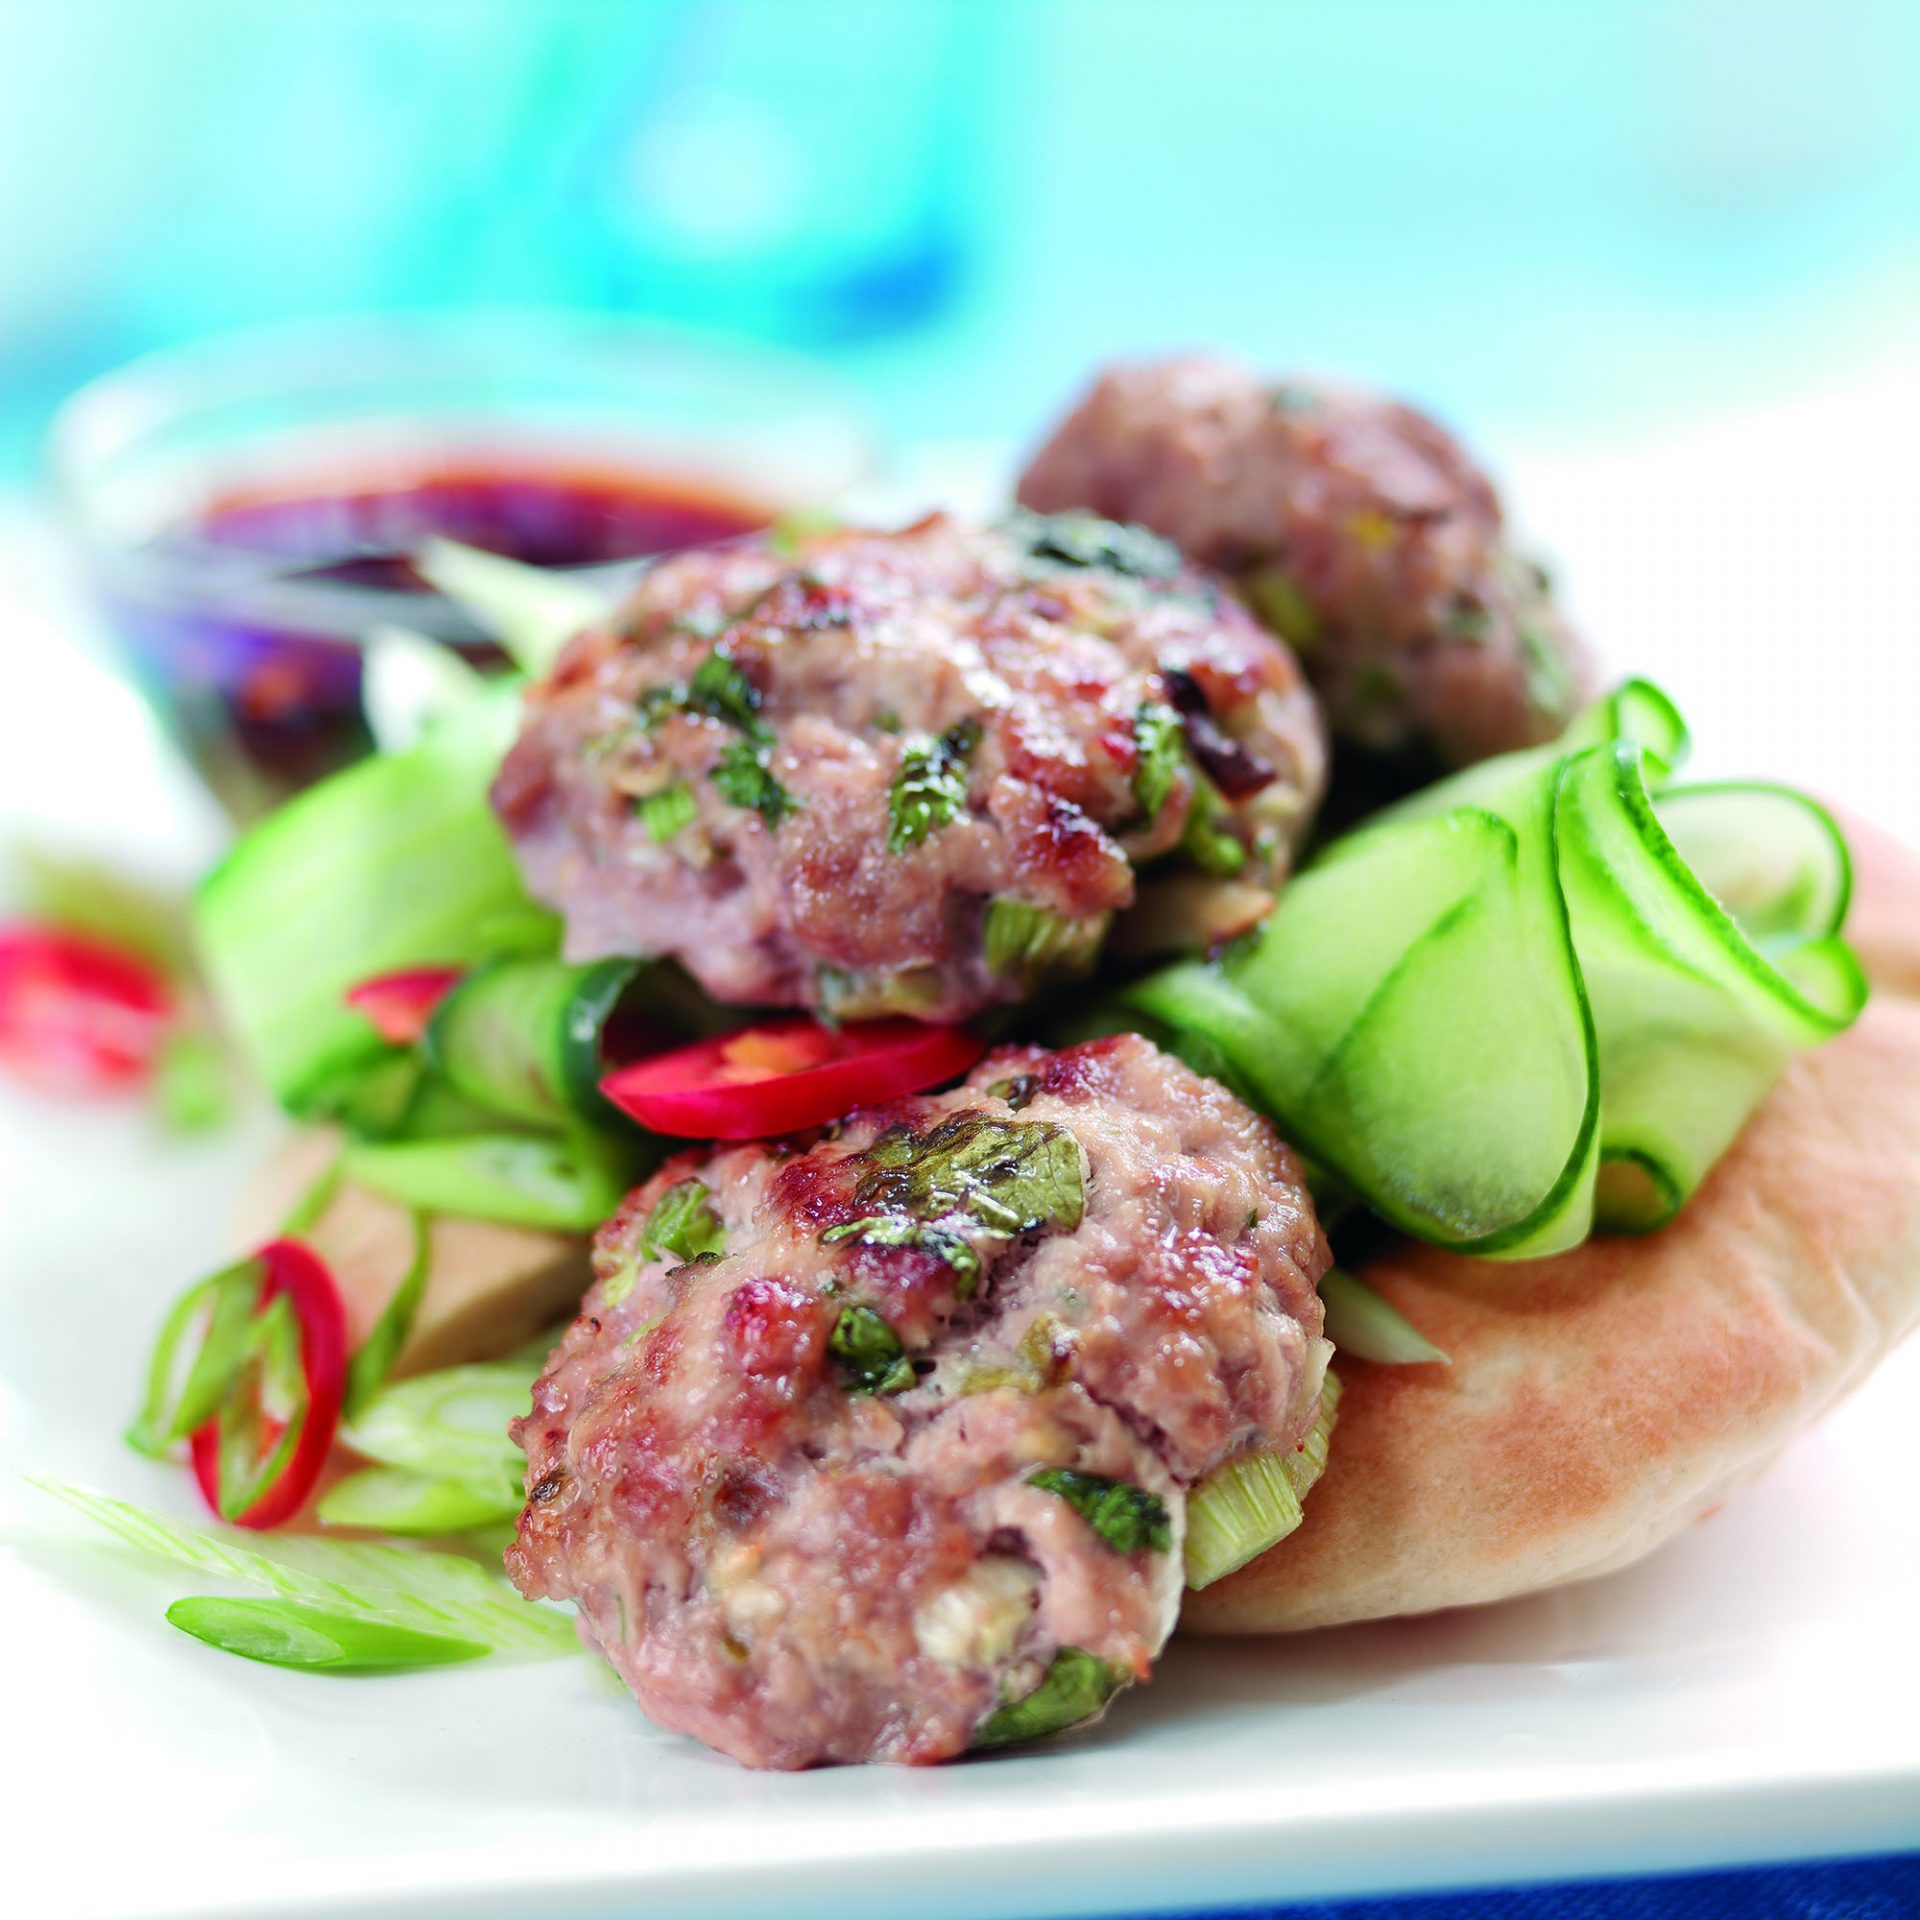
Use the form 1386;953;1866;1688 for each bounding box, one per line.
166;1595;490;1671
424;955;641;1128
194;687;560;1117
1112;680;1864;1258
31;1479;575;1656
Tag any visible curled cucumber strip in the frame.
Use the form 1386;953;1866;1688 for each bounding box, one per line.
1117;682;1865;1259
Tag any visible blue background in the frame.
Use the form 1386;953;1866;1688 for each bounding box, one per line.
2;0;1917;473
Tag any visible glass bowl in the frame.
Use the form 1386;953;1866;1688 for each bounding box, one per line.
50;313;877;821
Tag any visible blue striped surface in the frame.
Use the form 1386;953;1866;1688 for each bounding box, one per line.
1146;1853;1920;1920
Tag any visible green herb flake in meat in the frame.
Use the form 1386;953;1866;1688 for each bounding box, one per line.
887;719;982;853
1028;1467;1172;1554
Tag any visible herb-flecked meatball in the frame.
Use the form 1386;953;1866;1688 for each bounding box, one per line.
506;1034;1331;1769
1017;358;1590;768
491;513;1326;1021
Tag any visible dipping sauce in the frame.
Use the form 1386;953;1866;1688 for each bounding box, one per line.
107;461;773;820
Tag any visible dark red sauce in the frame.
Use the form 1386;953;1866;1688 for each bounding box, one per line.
109;461;773;820
188;464;768;587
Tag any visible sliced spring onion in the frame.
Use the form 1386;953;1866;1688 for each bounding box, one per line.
152;1026;232;1134
413;538;606;679
1115;681;1864;1257
10;844;195;978
342;1208;432;1419
339;1363;531;1499
340;1126;652;1233
1319;1267;1449;1366
424;956;640;1128
638;782;698;843
361;623;491;756
166;1595;489;1671
123;1257;264;1458
974;1647;1122;1749
318;1466;519;1536
195;689;559;1116
1184;1371;1342;1590
33;1478;574;1656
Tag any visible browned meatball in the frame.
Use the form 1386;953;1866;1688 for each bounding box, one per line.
1017;357;1589;767
492;512;1326;1020
507;1034;1331;1769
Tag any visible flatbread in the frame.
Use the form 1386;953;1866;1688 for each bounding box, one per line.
1183;815;1920;1634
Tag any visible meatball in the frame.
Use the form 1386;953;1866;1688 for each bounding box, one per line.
492;512;1326;1020
1017;357;1589;768
507;1034;1331;1769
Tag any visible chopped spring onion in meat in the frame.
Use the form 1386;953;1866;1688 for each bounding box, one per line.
637;1178;728;1265
1319;1267;1450;1366
338;1362;532;1500
1011;509;1181;581
413;537;606;679
166;1595;490;1671
424;956;641;1128
1130;701;1185;824
1177;768;1249;875
341;1127;653;1233
318;1465;520;1536
32;1480;574;1657
195;688;559;1118
638;782;698;843
819;1216;982;1296
887;719;981;852
983;899;1105;982
974;1646;1123;1748
1116;680;1865;1257
1184;1371;1342;1590
1028;1468;1172;1555
711;737;797;828
851;1113;1086;1239
827;1304;915;1394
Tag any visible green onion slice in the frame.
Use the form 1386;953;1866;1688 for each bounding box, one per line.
33;1479;573;1656
1184;1371;1342;1590
318;1466;519;1537
413;538;606;679
339;1362;531;1500
166;1595;490;1671
340;1126;653;1234
1319;1268;1449;1366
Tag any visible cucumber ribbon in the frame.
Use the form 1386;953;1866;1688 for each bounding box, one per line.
1117;681;1866;1259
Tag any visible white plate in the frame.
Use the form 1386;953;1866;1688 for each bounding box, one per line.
4;384;1920;1920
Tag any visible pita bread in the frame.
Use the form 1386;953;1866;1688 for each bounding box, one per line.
1184;815;1920;1634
